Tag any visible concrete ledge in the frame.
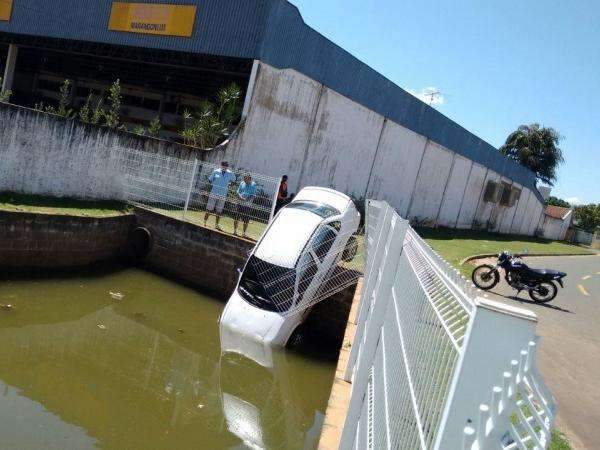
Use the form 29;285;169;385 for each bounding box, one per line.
0;210;135;270
318;279;363;450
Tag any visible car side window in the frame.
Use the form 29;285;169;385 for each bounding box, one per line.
312;222;340;262
297;252;319;296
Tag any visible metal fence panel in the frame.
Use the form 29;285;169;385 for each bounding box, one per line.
340;201;556;450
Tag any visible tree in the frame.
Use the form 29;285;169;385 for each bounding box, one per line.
573;204;600;233
500;124;564;186
0;77;12;103
180;83;241;148
546;196;570;208
104;79;122;128
35;79;75;118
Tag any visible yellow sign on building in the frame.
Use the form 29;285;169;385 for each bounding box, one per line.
108;2;197;37
0;0;13;21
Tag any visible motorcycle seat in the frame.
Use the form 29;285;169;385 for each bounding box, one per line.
524;268;566;278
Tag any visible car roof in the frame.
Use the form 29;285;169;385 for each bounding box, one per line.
254;208;322;269
292;187;352;213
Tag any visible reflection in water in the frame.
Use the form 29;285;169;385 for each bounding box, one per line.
0;268;335;449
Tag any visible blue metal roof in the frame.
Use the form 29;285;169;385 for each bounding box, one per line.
0;0;542;200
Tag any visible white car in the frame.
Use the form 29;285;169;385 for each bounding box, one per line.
220;187;360;351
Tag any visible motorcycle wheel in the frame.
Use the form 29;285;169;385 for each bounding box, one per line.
471;265;500;290
529;281;558;303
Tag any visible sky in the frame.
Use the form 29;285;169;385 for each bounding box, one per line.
289;0;599;205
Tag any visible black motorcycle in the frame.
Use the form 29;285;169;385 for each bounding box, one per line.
471;251;567;303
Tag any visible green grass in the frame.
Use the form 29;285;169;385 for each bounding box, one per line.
416;227;592;276
0;192;131;217
549;430;572;450
156;207;268;241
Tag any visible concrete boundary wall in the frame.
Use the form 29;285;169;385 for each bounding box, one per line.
229;62;544;235
0;103;228;200
0;211;135;269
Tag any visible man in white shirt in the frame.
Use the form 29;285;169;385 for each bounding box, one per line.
204;161;236;231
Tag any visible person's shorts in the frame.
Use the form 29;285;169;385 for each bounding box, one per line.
235;201;254;222
206;194;227;214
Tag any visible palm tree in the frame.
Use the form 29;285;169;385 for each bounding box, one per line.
500;123;564;186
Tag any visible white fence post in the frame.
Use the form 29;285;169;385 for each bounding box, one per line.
339;211;408;449
434;298;538;450
344;203;392;382
182;158;198;220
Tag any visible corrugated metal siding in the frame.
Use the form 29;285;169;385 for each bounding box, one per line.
0;0;541;200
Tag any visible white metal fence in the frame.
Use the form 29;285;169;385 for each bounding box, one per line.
117;146;366;315
340;201;556;450
116;148;281;240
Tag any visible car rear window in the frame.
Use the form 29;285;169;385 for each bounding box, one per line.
286;201;339;219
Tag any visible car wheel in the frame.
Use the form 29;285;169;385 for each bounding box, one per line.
342;236;359;262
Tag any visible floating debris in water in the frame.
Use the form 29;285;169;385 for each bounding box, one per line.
197;404;204;409
177;328;184;333
0;304;13;311
109;291;125;300
97;324;107;330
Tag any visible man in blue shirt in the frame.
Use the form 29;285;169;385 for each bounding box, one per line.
204;161;236;231
234;174;258;238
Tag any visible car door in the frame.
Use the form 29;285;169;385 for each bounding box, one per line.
294;221;341;310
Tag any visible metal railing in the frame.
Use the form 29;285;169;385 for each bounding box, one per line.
117;146;365;314
340;201;556;450
116;147;281;240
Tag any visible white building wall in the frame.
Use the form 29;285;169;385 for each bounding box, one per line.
298;87;385;198
406;141;453;222
228;64;322;193
456;164;487;229
437;156;472;227
365;120;427;217
510;188;530;234
474;170;500;227
498;182;522;234
230;62;545;234
541;213;571;240
518;189;537;235
489;177;511;232
541;217;561;240
526;200;544;236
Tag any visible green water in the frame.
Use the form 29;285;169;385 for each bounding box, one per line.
0;267;335;450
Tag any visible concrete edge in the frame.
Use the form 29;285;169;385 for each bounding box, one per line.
460;251;595;266
317;279;363;450
0;207;134;220
475;297;538;322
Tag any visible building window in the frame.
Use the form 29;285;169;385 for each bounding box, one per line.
499;182;512;206
509;187;521;207
483;180;501;203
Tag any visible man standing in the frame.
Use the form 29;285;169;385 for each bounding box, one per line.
275;175;289;213
234;174;257;238
204;161;236;231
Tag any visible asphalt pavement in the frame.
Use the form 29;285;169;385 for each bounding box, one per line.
483;254;600;449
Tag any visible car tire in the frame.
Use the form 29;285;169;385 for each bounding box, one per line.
342;236;359;262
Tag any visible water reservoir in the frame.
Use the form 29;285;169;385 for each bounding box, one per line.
0;266;335;449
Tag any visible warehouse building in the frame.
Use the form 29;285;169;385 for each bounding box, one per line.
0;0;546;234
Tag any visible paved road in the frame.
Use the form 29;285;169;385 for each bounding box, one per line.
483;254;600;449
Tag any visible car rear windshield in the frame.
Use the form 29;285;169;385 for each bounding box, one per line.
238;256;296;313
286;201;340;219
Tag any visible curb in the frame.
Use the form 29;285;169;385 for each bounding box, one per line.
460;252;595;266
